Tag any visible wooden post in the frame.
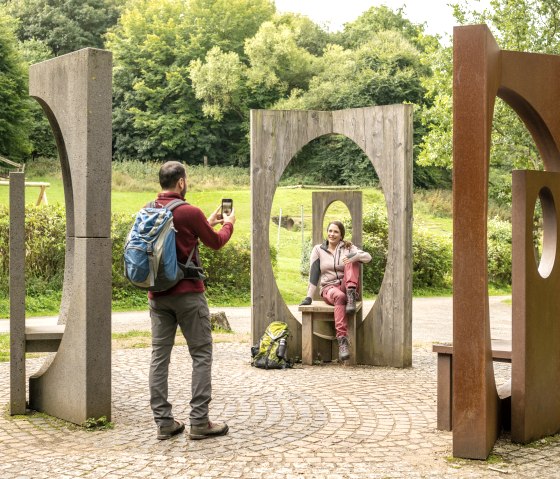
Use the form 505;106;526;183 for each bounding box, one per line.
10;172;26;415
203;155;208;167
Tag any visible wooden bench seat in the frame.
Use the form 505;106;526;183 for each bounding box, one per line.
299;301;362;366
25;324;65;353
433;339;512;430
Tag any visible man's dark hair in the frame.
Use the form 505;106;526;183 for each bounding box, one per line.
159;161;186;189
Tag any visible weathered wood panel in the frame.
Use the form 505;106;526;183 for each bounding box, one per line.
251;106;412;367
333;105;413;367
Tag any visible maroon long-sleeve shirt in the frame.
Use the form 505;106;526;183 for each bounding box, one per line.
148;192;234;299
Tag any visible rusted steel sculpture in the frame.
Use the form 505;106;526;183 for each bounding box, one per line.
453;25;560;459
251;106;413;367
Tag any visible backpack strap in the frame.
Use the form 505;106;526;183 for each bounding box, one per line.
144;199;188;210
165;199;187;211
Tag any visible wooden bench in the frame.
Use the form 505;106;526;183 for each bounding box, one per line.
0;180;50;206
299;301;362;366
25;324;65;353
433;339;512;431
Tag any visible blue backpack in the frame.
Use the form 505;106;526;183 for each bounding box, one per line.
123;199;204;292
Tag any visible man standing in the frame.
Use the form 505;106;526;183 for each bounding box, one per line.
148;161;235;440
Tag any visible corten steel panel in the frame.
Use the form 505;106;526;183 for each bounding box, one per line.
512;170;560;443
453;25;560;459
250;106;412;367
453;25;502;460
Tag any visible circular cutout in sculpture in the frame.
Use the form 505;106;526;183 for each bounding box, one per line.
534;186;556;278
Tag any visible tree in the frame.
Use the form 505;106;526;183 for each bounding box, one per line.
18;38;57;158
1;0;124;56
419;0;558;178
0;9;31;160
335;4;439;53
107;0;275;163
274;30;434;186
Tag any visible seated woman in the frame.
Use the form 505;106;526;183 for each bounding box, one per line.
300;220;371;361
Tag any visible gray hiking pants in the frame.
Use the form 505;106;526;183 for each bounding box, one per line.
148;292;212;427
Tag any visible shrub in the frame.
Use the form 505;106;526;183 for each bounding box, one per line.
0;204;66;295
487;217;512;286
0;205;259;307
412;227;452;290
361;234;388;294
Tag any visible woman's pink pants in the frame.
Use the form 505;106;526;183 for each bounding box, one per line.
320;262;359;338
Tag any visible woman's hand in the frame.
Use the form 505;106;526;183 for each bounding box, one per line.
207;204;224;227
342;254;356;264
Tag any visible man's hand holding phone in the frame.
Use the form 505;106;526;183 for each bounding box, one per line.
208;199;236;227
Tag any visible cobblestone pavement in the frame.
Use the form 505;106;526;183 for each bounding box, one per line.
4;297;560;478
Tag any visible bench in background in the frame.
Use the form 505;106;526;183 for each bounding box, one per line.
433;339;512;431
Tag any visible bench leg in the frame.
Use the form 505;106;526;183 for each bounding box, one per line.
302;312;313;366
437;353;452;431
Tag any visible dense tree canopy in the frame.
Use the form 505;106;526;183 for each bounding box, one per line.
0;0;123;56
4;0;554;193
420;0;560;178
107;0;275;164
0;10;31;160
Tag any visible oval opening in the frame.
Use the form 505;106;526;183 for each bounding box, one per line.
270;134;388;322
534;187;557;278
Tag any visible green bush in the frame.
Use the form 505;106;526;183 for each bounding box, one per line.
487;217;512;286
361;234;388;294
412;227;452;290
0;205;260;309
0;204;66;295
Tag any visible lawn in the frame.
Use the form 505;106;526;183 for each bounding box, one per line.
0;163;459;312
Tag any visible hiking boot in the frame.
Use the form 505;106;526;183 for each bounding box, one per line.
157;419;185;440
338;336;350;361
189;421;229;440
346;287;357;314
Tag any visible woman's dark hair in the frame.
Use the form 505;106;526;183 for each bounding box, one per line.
327;221;353;249
159;161;186;189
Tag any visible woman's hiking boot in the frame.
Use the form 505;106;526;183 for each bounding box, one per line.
189;420;229;440
337;336;350;361
346;287;357;314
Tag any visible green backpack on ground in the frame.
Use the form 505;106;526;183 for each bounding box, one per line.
251;321;292;369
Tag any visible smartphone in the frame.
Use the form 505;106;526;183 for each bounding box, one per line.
221;198;233;217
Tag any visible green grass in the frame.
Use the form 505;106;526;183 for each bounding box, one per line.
1;162;474;314
0;334;8;362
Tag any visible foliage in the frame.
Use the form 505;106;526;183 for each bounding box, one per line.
420;0;559;174
335;4;439;53
412;227;452;289
487;216;512;285
0;204;66;295
2;0;124;56
107;0;274;164
0;203;262;310
0;9;32;160
17;38;57;158
0;333;8;362
82;416;114;430
300;239;312;278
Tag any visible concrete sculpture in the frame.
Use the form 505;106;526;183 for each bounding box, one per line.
10;48;112;424
250;106;413;367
